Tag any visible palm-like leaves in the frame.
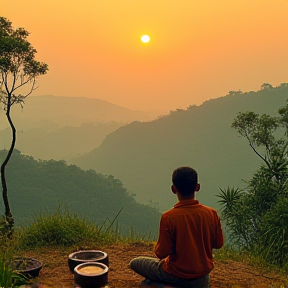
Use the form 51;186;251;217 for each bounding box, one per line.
216;187;254;247
216;186;243;217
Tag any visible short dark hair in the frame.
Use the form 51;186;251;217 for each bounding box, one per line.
172;166;198;197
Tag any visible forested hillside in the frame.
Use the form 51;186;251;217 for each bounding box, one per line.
0;150;161;236
71;83;288;211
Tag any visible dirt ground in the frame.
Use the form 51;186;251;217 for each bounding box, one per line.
21;243;288;288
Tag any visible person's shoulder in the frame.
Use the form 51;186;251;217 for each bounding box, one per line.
161;207;177;219
162;207;174;215
198;203;220;216
200;204;217;211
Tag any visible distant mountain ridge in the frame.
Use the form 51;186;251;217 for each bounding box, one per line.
0;95;164;160
0;95;163;129
70;83;288;212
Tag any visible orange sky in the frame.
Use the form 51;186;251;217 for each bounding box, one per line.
1;0;288;111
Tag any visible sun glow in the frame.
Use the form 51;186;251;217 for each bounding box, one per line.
141;35;150;43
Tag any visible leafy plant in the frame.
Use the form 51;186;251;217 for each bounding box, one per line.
217;187;253;248
216;187;243;217
259;198;288;265
217;97;288;267
0;244;30;287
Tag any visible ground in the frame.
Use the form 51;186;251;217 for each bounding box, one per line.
20;243;288;288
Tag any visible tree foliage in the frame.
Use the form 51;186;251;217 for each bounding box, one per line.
0;149;161;237
0;17;48;236
218;95;288;266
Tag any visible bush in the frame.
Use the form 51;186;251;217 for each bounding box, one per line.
218;169;288;269
217;141;288;268
259;197;288;266
18;208;120;248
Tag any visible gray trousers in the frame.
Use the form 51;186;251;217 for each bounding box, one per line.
129;257;211;288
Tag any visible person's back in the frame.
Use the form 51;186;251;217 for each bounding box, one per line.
155;199;223;279
130;166;224;288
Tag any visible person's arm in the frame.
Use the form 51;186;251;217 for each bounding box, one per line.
154;215;174;260
212;215;224;249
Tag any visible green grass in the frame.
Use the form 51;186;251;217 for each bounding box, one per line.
214;244;288;279
16;206;155;250
17;207;127;248
0;239;30;288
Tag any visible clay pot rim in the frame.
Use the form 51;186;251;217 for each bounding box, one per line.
13;257;43;272
68;250;107;262
74;262;109;277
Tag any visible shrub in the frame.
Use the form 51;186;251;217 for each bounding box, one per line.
259;197;288;265
18;208;118;247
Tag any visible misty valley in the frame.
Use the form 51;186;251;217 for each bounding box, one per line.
1;83;288;236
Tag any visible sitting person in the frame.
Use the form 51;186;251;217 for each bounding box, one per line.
129;166;224;288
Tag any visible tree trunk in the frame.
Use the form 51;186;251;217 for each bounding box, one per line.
0;93;15;236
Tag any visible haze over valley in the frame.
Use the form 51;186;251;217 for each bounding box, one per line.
1;84;287;221
70;84;288;211
0;95;162;160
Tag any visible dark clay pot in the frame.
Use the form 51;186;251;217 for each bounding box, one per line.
13;257;42;278
68;250;109;273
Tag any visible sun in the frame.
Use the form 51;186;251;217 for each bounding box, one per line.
141;35;150;43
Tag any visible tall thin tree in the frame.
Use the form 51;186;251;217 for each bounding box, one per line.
0;17;48;235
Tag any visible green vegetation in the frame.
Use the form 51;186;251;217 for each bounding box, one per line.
19;208;104;248
20;207;123;248
214;244;288;279
0;149;161;238
18;207;153;249
217;96;288;269
0;239;30;287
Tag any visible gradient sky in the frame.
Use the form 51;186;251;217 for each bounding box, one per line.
1;0;288;112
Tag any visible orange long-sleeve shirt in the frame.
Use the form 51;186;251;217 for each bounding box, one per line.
154;199;224;279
